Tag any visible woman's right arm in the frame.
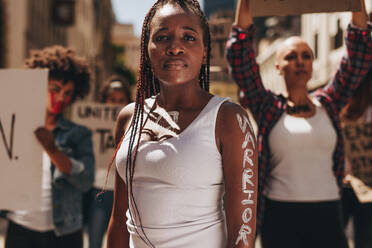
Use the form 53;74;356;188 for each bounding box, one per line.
107;172;130;248
226;0;268;119
107;104;134;248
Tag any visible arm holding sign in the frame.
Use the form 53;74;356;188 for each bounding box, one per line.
34;123;94;192
234;0;252;30
316;0;372;112
34;127;72;175
226;0;277;120
352;0;368;28
52;125;94;192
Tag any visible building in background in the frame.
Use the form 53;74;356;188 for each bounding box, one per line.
1;0;115;100
204;0;300;101
207;11;238;101
204;0;236;18
92;0;116;98
258;1;372;95
111;23;140;82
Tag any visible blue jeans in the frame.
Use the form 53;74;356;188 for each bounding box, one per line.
342;187;372;248
87;188;114;248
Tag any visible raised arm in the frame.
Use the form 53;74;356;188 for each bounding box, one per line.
226;0;271;119
235;0;252;29
107;104;134;248
352;0;369;28
319;0;372;111
35;125;95;192
216;102;258;247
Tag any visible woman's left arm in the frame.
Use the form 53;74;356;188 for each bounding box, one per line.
320;0;372;111
216;102;258;247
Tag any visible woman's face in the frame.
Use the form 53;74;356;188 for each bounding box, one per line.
47;79;75;115
147;3;206;86
276;37;314;88
106;89;129;105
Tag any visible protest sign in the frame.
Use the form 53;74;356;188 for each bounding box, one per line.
251;0;361;16
71;102;123;189
0;69;48;211
343;121;372;202
348;175;372;203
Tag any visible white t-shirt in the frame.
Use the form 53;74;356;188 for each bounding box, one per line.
7;152;54;231
267;98;340;202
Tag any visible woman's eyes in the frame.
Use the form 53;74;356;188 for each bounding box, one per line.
155;35;169;42
284;54;296;60
183;35;196;41
49;86;60;93
154;34;196;42
64;90;74;98
284;53;312;60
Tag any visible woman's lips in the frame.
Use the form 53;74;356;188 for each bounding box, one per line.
295;70;308;75
163;60;187;70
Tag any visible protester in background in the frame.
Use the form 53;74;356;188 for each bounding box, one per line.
226;0;371;247
87;75;132;248
5;45;94;248
107;0;258;247
341;69;372;248
100;75;132;104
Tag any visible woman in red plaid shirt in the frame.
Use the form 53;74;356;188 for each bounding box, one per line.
226;0;372;247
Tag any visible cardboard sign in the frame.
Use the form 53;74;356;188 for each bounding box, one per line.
71;102;123;189
0;69;48;211
251;0;361;16
343;122;372;187
348;175;372;203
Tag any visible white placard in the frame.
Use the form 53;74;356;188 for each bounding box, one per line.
71;102;123;190
251;0;361;16
0;69;48;211
349;175;372;203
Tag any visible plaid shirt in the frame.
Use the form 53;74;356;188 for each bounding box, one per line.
226;23;372;230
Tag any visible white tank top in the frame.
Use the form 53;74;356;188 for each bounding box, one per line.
267;98;340;202
116;95;229;248
7;152;54;231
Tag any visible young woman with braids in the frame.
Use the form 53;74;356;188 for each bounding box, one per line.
107;0;258;247
226;0;371;247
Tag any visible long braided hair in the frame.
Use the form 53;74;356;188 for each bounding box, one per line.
112;0;211;246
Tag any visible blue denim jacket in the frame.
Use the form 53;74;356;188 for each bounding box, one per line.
51;116;95;236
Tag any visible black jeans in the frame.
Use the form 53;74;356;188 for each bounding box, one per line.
261;198;348;248
5;221;83;248
342;187;372;248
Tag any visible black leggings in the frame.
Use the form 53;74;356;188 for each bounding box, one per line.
261;198;348;248
5;221;83;248
342;187;372;248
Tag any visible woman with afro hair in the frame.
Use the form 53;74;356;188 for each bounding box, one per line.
5;45;95;248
